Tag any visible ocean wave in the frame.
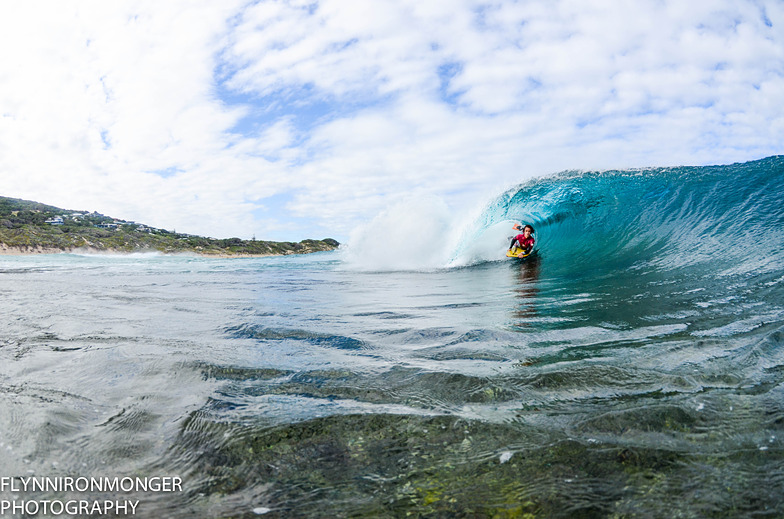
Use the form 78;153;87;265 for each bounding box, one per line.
461;155;784;274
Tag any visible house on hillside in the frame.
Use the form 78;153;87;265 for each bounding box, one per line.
45;216;64;225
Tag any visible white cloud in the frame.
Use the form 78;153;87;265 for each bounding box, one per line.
0;0;781;241
0;0;281;239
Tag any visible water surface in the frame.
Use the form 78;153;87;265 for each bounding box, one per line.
1;157;783;517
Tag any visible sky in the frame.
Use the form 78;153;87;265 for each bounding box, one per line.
1;0;782;242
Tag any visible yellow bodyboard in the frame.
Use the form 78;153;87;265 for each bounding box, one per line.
506;247;533;258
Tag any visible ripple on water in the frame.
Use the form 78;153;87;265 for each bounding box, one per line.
223;324;367;351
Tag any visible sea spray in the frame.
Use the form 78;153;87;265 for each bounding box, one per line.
343;194;526;270
343;195;454;271
445;220;521;267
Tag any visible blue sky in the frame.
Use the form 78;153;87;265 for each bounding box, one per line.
1;0;782;242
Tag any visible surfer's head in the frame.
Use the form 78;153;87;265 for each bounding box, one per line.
523;225;534;234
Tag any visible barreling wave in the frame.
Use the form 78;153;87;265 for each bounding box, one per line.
452;156;784;278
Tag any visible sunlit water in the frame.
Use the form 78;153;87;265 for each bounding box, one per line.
2;157;784;518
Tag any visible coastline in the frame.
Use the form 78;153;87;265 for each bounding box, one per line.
0;244;304;258
0;245;66;255
1;196;339;258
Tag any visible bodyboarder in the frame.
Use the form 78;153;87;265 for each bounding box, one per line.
508;224;535;258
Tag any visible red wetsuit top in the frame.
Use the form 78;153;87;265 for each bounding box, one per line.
513;234;535;250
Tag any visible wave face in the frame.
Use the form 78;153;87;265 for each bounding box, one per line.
457;156;784;274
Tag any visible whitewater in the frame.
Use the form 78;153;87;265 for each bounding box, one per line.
1;156;783;517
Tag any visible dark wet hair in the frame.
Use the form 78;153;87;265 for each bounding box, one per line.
524;225;535;233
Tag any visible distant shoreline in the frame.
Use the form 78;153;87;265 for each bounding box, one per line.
1;195;340;258
0;244;328;258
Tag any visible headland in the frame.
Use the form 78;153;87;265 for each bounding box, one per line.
0;196;339;257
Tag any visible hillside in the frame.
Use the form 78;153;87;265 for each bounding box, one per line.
0;196;339;256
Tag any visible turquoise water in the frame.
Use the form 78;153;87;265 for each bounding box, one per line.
1;156;783;517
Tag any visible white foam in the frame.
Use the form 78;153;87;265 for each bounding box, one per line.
446;220;518;267
342;194;522;271
342;195;455;271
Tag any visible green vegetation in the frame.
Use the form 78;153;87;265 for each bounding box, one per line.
0;196;339;256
